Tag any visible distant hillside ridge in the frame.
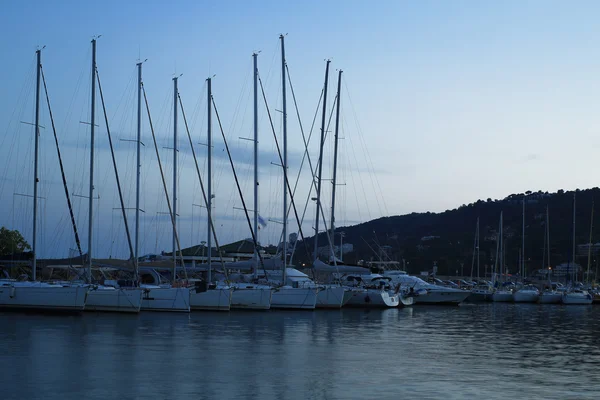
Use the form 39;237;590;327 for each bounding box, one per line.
296;188;600;277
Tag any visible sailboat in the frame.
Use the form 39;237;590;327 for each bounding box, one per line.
514;199;539;303
135;62;190;312
186;77;233;311
78;38;143;313
225;53;273;310
539;206;562;304
562;193;593;305
308;62;350;309
468;217;494;302
0;48;88;312
492;212;513;302
268;35;318;309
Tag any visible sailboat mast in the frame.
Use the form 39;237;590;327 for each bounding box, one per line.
522;198;525;280
172;77;178;271
587;201;594;285
87;38;97;283
135;62;142;275
253;52;259;280
546;206;550;269
329;69;342;258
500;211;504;283
572;193;576;283
207;77;212;283
477;217;480;280
280;34;288;283
32;49;41;281
313;60;331;261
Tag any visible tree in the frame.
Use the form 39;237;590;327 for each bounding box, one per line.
0;227;31;255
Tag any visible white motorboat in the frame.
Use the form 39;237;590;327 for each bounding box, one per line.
85;285;143;313
562;289;593;305
189;281;232;311
383;271;470;305
492;289;514;302
0;280;88;312
513;285;540;303
538;290;562;304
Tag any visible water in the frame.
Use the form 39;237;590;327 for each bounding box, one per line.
2;304;600;399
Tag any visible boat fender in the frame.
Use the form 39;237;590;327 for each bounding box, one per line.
364;294;371;303
10;287;16;298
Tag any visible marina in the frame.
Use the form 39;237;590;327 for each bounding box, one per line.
4;2;600;398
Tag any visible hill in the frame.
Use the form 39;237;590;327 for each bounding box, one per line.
295;188;600;278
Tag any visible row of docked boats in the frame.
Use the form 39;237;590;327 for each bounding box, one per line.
465;282;596;305
0;264;416;313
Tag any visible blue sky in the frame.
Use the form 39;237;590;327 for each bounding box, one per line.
2;1;600;258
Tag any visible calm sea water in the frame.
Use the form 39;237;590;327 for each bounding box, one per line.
1;304;600;400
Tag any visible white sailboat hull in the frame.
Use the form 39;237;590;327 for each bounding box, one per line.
230;286;272;310
492;291;513;302
316;286;347;308
562;292;593;305
85;287;143;313
0;282;88;312
190;287;232;311
513;290;539;303
346;289;399;308
140;286;190;312
271;287;318;309
538;292;562;304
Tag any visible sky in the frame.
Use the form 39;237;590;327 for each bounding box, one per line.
2;0;600;258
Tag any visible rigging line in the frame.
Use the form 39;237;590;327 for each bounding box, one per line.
211;94;269;281
40;65;84;260
342;77;388;216
96;67;136;266
178;92;229;277
284;66;331;264
142;83;188;281
285;64;322;200
257;72;312;262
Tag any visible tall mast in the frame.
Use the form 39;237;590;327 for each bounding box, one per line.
313;60;331;261
280;34;288;283
173;76;178;270
476;217;480;280
500;211;503;283
587;201;594;285
207;77;212;283
87;38;97;283
329;69;342;260
253;52;259;280
546;206;550;269
522;198;525;280
572;193;576;283
32;49;42;281
135;62;142;276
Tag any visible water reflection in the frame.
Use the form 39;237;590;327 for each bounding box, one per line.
1;305;600;399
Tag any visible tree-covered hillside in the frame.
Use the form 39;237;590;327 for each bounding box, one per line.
297;188;600;277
